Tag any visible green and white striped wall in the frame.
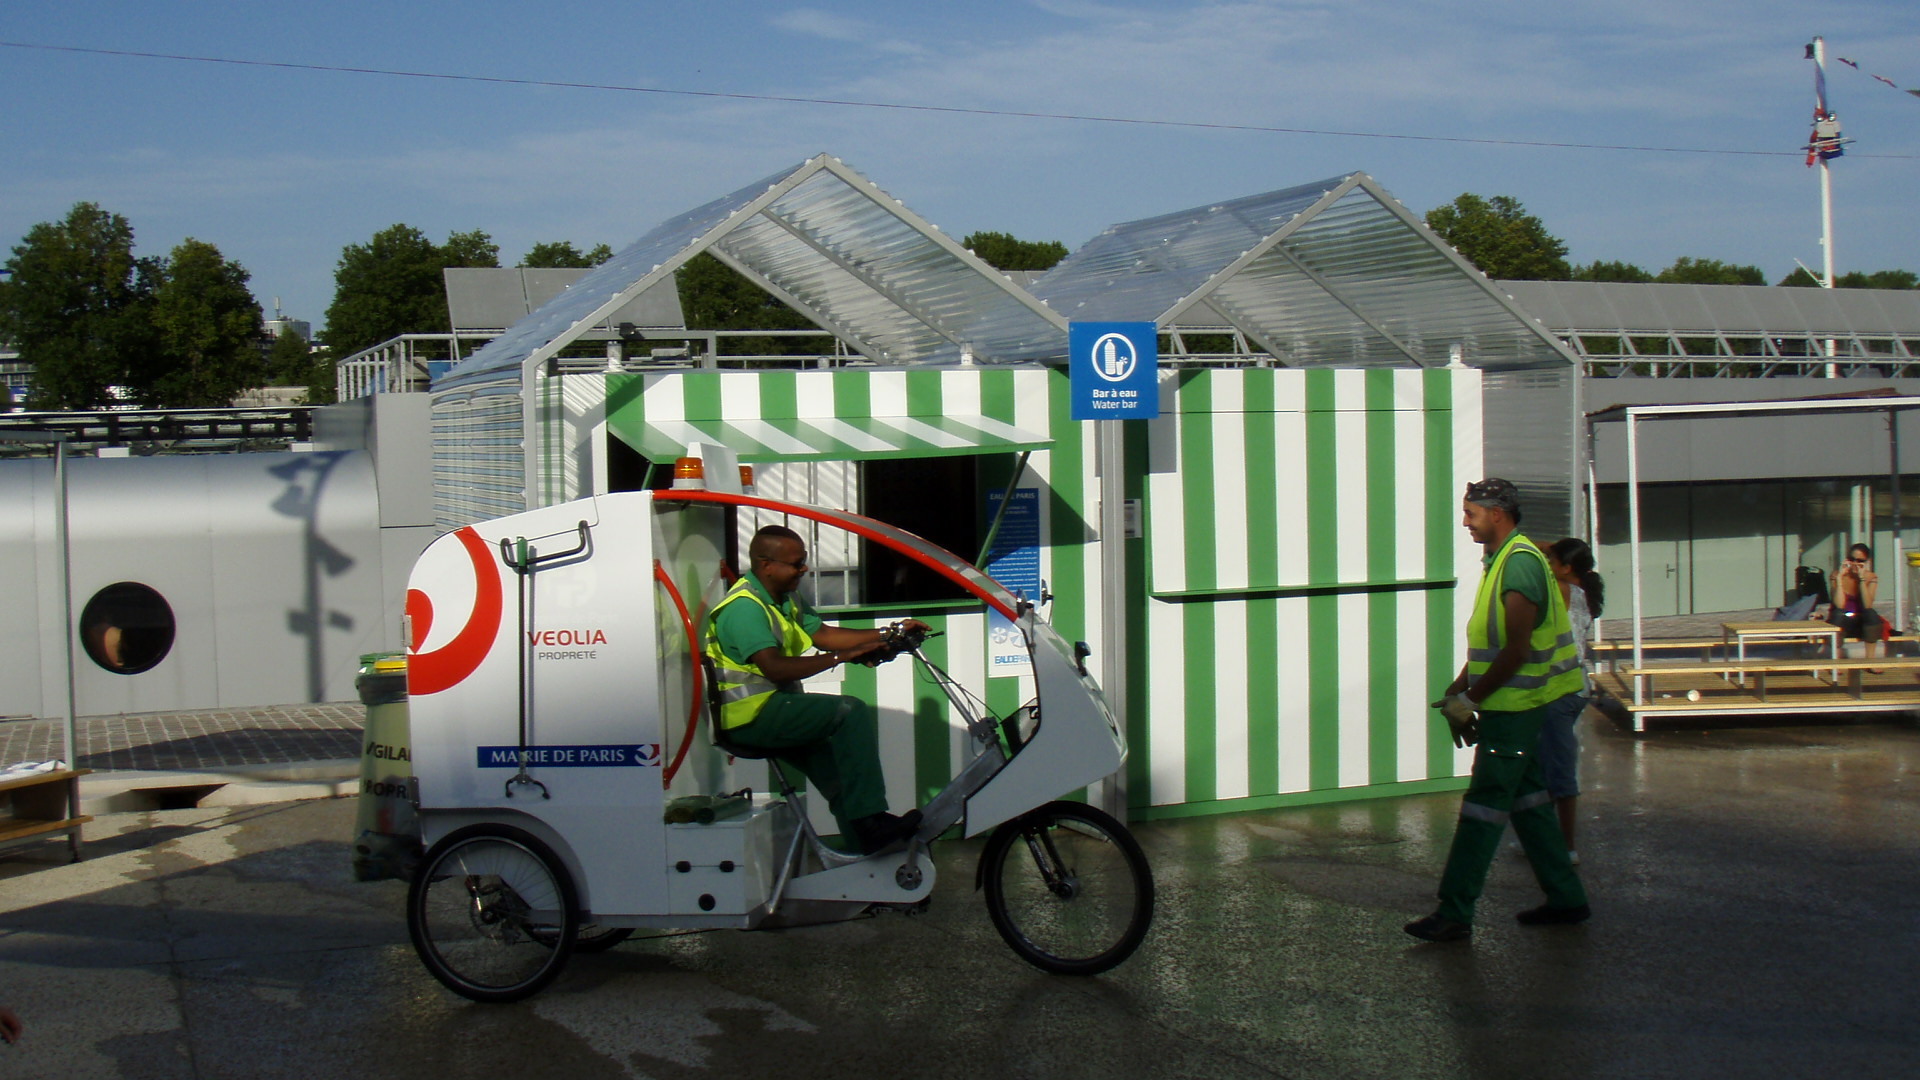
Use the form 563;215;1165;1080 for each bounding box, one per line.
1134;368;1481;818
541;364;1482;820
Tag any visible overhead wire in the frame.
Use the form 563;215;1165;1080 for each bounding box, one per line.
4;39;1915;161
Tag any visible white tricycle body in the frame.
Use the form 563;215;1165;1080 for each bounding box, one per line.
401;480;1149;1000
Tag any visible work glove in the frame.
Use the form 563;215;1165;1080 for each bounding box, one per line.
1434;693;1479;748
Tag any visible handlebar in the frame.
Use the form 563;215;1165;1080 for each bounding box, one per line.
862;624;941;666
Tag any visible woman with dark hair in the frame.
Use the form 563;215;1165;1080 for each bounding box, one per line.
1540;537;1603;862
1829;542;1885;669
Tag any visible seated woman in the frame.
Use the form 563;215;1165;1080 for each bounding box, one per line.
1828;542;1886;668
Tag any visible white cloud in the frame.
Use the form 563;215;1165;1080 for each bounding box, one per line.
770;8;927;56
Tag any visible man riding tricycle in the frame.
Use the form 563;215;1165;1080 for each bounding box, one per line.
399;452;1154;1001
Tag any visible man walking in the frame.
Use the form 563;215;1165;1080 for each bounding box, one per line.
1405;478;1590;943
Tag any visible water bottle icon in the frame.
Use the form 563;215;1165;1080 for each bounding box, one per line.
1092;333;1135;381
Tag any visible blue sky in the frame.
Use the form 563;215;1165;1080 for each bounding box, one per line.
4;1;1917;336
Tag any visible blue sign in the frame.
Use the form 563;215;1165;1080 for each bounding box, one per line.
984;486;1042;673
477;744;661;768
1069;321;1159;420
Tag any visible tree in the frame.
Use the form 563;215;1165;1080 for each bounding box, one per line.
1571;260;1654;283
960;231;1068;272
136;238;265;407
0;202;158;409
265;326;314;387
441;229;500;270
521;241;614;268
1423;194;1570;280
676;252;817;345
1780;267;1920;289
1839;269;1919;289
322;225;498;358
1654;257;1764;286
305;348;338;406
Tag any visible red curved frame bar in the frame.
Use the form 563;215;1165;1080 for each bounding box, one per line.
653;560;702;788
652;489;1021;621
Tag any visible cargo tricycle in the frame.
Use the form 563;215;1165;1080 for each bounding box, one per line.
399;460;1152;1002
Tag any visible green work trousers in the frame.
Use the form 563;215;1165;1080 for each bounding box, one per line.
725;691;886;835
1436;704;1588;925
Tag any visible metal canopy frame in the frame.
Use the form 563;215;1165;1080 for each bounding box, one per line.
433;158;1584;521
1031;171;1580;372
436;153;1071;510
441;153;1067;392
1586;391;1920;703
1502;280;1920;378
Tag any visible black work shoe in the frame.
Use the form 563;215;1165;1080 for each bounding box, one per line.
850;809;924;854
1404;913;1472;942
1515;902;1591;926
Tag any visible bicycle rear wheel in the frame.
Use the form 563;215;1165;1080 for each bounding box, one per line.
408;824;579;1002
981;801;1153;975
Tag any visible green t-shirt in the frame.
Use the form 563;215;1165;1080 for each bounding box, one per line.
712;573;824;662
1484;534;1550;611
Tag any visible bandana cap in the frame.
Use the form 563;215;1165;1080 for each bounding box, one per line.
1464;478;1521;516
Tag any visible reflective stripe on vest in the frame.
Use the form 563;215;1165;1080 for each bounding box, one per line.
703;577;813;729
1465;533;1584;711
1460;788;1555;826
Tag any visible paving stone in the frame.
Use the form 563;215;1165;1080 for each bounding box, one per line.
0;703;363;773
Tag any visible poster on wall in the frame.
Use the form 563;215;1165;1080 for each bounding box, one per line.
984;485;1042;674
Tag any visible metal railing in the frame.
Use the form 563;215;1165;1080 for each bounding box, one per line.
335;333;502;400
0;407;314;453
1559;328;1920;379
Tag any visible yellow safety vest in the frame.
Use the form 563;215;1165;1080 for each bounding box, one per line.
704;577;813;729
1465;533;1583;712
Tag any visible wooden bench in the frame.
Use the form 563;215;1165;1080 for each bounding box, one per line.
1592;633;1920;674
0;768;91;862
1621;656;1920;703
1592;639;1734;674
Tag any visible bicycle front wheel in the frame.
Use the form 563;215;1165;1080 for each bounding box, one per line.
980;801;1154;975
408;825;579;1003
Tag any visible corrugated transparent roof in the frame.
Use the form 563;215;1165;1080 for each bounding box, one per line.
440;161;794;391
1498;280;1920;336
1031;172;1575;370
439;155;1065;390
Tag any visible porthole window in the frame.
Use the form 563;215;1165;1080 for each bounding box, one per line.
79;582;176;675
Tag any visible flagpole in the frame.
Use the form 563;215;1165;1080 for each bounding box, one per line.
1811;36;1840;376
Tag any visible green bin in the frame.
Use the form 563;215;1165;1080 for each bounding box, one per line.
352;653;421;881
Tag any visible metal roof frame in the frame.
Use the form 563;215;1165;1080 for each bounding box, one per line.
1031;172;1579;371
1502;280;1920;377
435;154;1072;510
439;153;1067;395
430;157;1584;518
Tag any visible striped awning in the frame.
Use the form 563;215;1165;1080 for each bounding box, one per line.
615;411;1051;463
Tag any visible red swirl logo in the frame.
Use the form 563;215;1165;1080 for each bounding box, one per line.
406;527;504;696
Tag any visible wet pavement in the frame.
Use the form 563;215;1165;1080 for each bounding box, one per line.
1;709;1917;1079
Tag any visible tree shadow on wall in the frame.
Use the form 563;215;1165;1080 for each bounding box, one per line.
267;452;359;701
